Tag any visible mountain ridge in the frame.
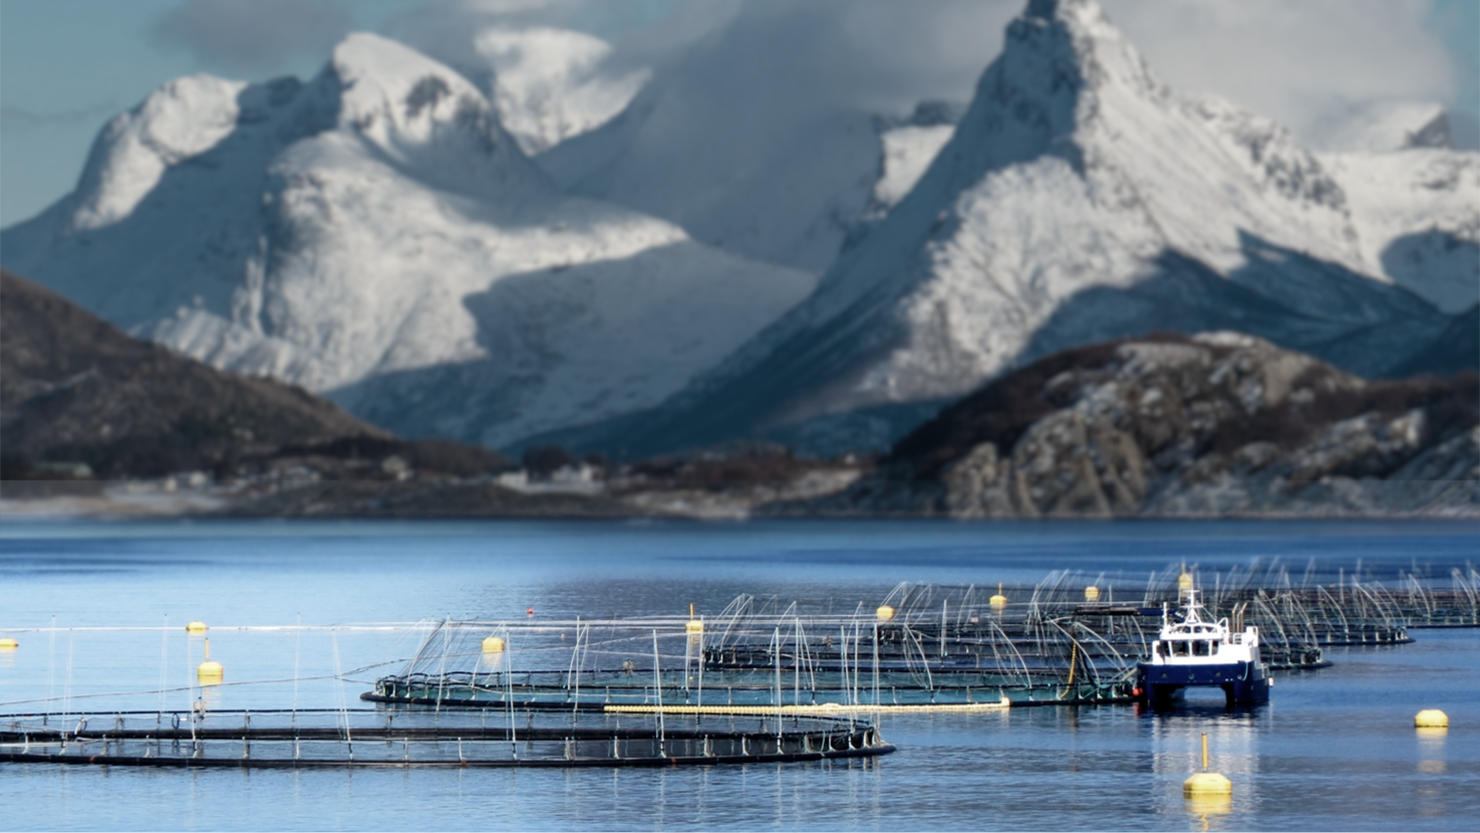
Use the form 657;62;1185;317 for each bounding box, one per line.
532;0;1477;459
1;33;816;450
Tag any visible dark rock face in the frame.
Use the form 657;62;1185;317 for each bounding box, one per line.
1;270;384;478
783;332;1479;518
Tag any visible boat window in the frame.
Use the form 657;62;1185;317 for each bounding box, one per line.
1171;641;1189;656
1155;642;1166;658
1192;640;1211;656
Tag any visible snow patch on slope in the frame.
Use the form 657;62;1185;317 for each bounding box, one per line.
477;27;650;156
870;125;956;219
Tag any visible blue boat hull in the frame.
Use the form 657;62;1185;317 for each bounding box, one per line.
1137;660;1269;707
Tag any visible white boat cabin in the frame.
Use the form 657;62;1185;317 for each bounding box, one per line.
1147;589;1260;666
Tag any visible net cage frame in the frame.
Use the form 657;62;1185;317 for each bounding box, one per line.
0;708;893;768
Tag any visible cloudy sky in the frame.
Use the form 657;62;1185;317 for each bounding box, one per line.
2;0;1475;227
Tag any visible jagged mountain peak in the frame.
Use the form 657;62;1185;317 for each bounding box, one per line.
329;33;485;135
316;32;549;201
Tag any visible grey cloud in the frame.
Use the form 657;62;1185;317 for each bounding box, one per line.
389;0;1017;119
387;0;1462;149
152;0;353;73
1103;0;1456;149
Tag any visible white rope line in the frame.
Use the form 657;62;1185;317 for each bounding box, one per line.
0;659;407;709
0;624;435;633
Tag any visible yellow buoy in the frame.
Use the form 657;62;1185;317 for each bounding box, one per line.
1184;771;1233;796
186;621;208;634
875;605;895;621
1415;709;1449;729
481;636;505;653
197;638;223;685
685;619;705;634
990;583;1008;608
1084;586;1100;601
1177;573;1194;591
1184;733;1232;797
0;638;18;650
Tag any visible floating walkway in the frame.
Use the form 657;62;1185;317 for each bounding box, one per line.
604;700;1010;716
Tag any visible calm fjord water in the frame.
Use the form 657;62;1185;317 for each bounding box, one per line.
1;518;1477;831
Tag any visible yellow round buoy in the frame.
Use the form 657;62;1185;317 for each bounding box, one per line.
875;605;895;621
197;638;223;685
1084;586;1100;601
1177;573;1194;591
0;638;18;650
481;636;505;653
685;619;705;634
1183;771;1233;796
1185;733;1231;797
1415;709;1449;729
990;583;1008;608
186;621;208;634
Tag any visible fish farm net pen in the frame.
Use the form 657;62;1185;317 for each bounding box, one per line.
366;566;1479;712
0;709;894;768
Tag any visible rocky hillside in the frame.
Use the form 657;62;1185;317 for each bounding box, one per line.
1;270;388;479
778;332;1479;518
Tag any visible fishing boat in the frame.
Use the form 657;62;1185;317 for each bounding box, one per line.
1137;587;1270;707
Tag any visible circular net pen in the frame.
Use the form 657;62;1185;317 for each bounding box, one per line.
0;708;892;768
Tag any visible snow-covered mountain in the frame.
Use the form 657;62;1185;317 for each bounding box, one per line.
537;0;1477;459
0;33;813;448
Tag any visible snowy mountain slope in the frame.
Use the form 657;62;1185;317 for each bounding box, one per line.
537;0;1473;459
1;33;813;449
1321;149;1479;314
856;106;1480;315
535;29;885;273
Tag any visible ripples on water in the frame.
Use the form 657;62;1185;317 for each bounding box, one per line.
0;519;1476;831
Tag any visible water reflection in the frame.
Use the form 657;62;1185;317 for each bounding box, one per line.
1417;727;1447;775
